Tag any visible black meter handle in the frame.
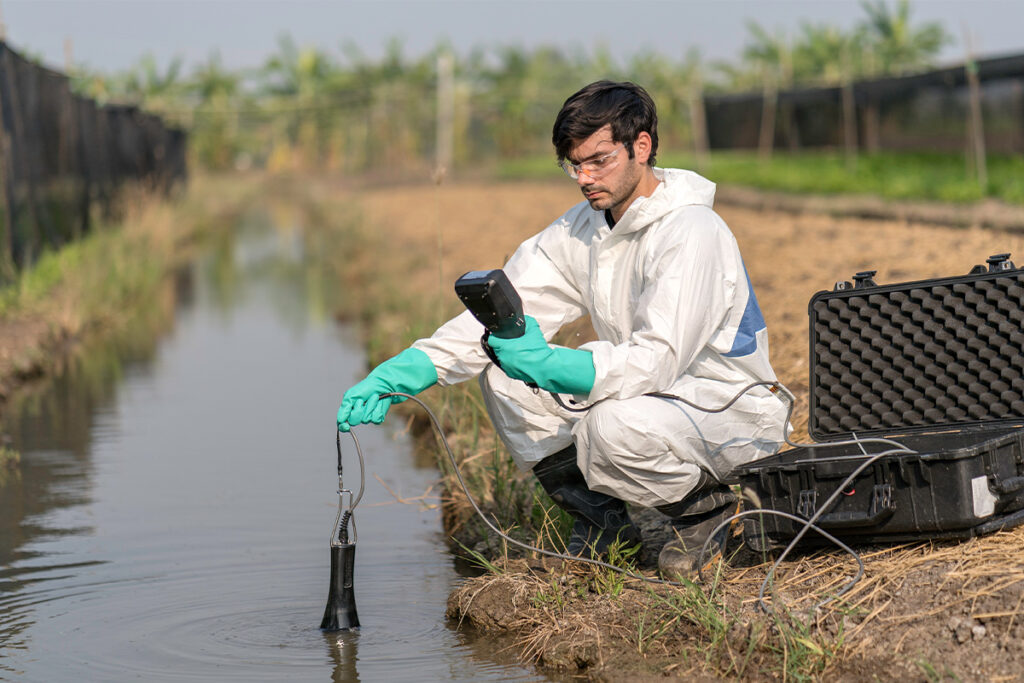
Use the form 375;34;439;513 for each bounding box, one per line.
454;269;530;377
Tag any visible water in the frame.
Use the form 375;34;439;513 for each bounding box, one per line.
0;210;547;681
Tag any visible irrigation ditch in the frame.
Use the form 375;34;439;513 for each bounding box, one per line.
2;173;1024;680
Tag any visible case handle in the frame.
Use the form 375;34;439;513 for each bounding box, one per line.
996;476;1024;495
815;505;895;529
802;483;896;529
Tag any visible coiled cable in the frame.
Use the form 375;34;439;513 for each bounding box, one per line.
336;383;917;612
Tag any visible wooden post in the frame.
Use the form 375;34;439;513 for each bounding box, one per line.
964;28;988;189
864;100;881;153
64;36;73;73
841;47;857;171
841;83;858;169
758;69;777;161
1011;79;1024;154
688;65;709;172
434;52;454;184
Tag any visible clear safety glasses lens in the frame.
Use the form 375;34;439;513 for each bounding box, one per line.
558;146;622;180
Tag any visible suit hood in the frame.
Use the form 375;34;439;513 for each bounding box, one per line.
613;167;716;234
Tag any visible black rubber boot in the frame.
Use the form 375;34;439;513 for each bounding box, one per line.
655;472;740;581
532;445;643;558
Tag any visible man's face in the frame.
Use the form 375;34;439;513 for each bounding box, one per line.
565;124;649;218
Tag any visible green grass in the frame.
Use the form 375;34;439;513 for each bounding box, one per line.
0;221;167;333
497;150;1024;205
0;446;20;488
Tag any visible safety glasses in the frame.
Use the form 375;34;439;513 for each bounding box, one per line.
558;145;623;180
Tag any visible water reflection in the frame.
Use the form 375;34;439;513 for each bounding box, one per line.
0;205;549;681
324;631;361;683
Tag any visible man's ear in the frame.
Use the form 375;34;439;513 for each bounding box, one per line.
633;131;652;165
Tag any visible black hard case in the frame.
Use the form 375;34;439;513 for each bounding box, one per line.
732;255;1024;547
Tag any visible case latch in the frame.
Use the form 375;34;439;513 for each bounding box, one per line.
870;483;895;517
853;270;878;288
986;253;1015;272
797;489;817;518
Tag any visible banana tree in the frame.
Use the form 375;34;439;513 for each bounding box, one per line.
187;51;243;169
858;0;950;76
742;21;792;158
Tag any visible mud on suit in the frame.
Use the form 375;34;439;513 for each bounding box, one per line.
412;168;789;507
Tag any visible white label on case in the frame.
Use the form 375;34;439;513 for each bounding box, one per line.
972;476;997;518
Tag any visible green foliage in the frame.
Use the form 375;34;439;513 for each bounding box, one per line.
530;576;568;611
454;538;506;575
860;0;951;76
719;0;949;89
65;1;957;174
501;149;1024;205
637;578;843;680
589;539;641;597
916;659;961;682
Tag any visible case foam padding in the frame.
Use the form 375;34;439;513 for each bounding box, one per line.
810;273;1024;438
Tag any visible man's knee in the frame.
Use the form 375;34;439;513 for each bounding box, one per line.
573;397;710;506
575;398;660;468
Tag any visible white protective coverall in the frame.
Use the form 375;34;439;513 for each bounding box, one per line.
412;168;789;507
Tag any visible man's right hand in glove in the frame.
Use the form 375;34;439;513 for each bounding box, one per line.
337;347;438;432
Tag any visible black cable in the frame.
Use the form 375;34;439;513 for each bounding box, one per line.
356;385;914;608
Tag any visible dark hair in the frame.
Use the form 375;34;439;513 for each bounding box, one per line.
552;81;658;166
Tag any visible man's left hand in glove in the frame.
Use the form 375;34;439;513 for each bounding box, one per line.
486;315;595;396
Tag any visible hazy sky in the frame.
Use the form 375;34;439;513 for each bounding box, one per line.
4;0;1022;75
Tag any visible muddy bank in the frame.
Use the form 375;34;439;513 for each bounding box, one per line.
0;176;259;421
447;527;1024;680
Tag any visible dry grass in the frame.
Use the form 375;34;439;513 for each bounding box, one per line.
447;525;1024;679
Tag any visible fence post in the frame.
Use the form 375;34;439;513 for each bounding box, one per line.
434;52;454;184
841;47;857;171
863;100;880;153
964;34;988;190
757;71;777;161
688;68;709;172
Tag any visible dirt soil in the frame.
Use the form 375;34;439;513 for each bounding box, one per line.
349;178;1024;681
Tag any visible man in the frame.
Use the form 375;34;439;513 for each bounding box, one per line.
337;81;789;579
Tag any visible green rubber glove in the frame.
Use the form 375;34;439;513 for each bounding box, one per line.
486;315;595;395
337;347;438;431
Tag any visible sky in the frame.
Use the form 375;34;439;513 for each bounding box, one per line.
3;0;1023;76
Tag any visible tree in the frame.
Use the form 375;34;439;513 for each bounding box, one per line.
792;22;864;86
742;21;792;158
627;48;708;169
859;0;950;76
121;53;185;112
187;52;244;169
258;34;342;168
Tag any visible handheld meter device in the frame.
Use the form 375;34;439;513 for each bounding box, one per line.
454;269;525;339
454;269;530;375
